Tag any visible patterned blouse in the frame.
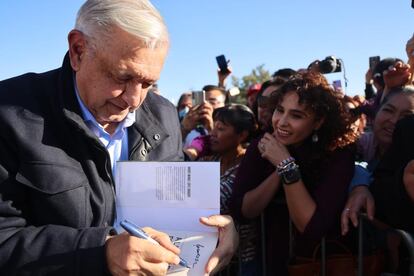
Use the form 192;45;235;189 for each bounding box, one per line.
201;154;258;263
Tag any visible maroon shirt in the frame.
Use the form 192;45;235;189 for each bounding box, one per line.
230;138;354;275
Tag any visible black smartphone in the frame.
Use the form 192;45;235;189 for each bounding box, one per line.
216;55;230;74
369;56;380;70
412;0;414;9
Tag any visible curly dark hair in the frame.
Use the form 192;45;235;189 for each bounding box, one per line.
268;71;357;154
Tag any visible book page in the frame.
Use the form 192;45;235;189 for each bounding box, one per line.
115;161;220;276
166;231;218;276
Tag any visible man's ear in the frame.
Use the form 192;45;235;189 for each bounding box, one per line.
68;30;87;71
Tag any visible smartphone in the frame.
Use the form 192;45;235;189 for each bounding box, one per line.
192;90;205;106
216;55;230;74
332;80;342;91
369;56;380;70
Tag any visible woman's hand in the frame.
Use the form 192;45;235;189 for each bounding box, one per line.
341;186;375;236
199;215;238;275
258;133;291;167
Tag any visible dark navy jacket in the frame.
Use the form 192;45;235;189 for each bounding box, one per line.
0;53;183;275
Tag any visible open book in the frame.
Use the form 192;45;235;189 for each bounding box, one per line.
115;161;220;276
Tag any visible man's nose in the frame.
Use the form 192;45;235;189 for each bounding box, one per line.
122;82;142;108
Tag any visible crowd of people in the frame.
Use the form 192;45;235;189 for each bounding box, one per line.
0;0;414;275
178;31;414;276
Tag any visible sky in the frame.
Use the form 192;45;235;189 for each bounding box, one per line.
0;1;413;105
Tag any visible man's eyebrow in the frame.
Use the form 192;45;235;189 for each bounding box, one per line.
117;71;157;83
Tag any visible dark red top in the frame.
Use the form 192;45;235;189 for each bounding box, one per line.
230;138;355;275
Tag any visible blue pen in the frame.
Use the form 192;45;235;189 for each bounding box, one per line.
120;220;190;269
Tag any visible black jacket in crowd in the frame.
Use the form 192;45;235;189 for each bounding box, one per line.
0;53;183;275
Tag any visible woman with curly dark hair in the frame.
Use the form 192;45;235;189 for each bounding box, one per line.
230;71;357;275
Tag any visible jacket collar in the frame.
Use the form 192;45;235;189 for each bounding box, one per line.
128;95;169;156
56;52;101;143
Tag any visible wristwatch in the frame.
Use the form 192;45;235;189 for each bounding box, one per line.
279;163;301;185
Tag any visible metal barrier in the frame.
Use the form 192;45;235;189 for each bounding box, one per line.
219;214;414;275
394;229;414;276
358;214;414;276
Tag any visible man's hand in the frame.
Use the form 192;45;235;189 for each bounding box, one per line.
218;66;232;88
199;215;238;275
341;186;375;236
106;227;180;276
198;103;214;132
308;60;320;73
181;106;201;135
181;103;214;136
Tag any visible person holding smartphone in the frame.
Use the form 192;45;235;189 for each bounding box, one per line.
181;85;227;158
358;58;410;122
216;55;232;89
364;56;380;100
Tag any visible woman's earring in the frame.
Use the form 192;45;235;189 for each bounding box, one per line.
312;131;319;143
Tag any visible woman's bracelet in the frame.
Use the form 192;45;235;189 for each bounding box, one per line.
276;156;295;172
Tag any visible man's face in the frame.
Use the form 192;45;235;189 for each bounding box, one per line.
71;27;168;128
206;89;225;109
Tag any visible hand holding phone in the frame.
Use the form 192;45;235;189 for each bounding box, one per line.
192;91;205;106
216;55;230;74
369;56;380;70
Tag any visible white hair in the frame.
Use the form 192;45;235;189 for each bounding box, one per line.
75;0;169;49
